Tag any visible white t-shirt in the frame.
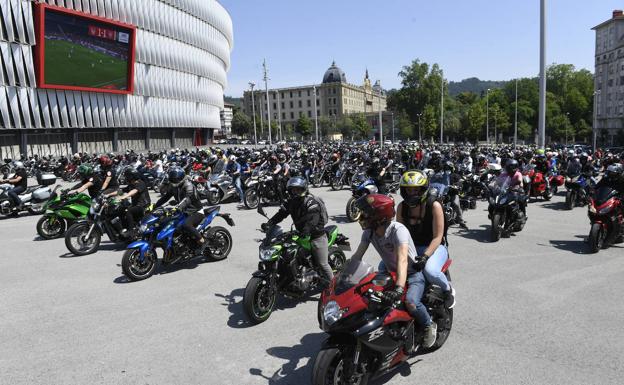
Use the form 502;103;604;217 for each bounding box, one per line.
361;222;417;272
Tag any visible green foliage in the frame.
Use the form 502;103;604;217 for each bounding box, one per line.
352;113;372;139
231;111;252;137
396;111;414;139
295;115;313;139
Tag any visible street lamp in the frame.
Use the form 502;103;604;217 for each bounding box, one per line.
313;85;319;142
249;82;257;145
440;71;445;144
593;90;601;151
486;88;491;143
565;112;570;145
417;113;423;143
514;78;518;148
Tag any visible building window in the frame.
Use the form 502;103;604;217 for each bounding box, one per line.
290;91;293;98
307;100;311;107
317;109;320;117
282;112;286;119
308;111;312;117
273;103;277;110
298;91;302;97
299;111;303;117
290;112;294;119
290;101;294;108
281;92;284;99
281;102;285;109
298;100;302;108
307;90;310;96
316;99;319;106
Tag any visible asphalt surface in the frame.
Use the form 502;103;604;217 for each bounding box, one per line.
1;183;623;385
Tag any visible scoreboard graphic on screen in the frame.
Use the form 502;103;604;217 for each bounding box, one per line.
35;4;136;95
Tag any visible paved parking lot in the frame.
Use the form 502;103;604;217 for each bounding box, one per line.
1;185;623;385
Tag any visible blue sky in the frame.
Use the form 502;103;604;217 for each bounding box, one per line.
220;0;617;96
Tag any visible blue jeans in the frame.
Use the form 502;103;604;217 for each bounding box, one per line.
417;245;450;292
379;261;431;327
7;186;25;207
233;176;243;202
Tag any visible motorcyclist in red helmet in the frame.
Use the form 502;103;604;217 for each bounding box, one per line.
98;155;118;193
349;194;438;348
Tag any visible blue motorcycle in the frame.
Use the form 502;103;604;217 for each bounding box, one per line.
564;173;594;210
121;206;234;281
345;173;380;222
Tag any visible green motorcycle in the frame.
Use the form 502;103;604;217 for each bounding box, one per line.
242;206;351;324
36;187;91;240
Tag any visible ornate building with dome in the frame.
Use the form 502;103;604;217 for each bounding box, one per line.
242;62;386;137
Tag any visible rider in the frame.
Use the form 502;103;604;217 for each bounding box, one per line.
106;168;151;238
494;159;527;215
350;194;438;348
261;177;333;286
225;155;244;206
155;167;207;252
68;164;103;197
99;155;119;194
398;171;455;308
1;161;27;210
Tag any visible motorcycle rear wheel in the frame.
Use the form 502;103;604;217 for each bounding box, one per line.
345;197;360;222
328;246;347;273
491;214;503;242
65;221;101;256
203;226;232;261
207;190;222;206
543;189;553;201
565;191;574;210
36;214;67;239
588;223;606;253
121;248;157;281
331;177;344;191
312;174;323;188
243;277;277;324
243;188;259;209
312;347;370;385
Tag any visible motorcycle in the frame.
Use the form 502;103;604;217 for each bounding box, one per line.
564;174;593;210
311;163;333;188
121;205;235;281
522;165;552;201
587;186;623;253
243;170;282;209
331;163;354;191
64;196;142;256
207;173;239;205
242;205;350;324
313;259;453;385
345;174;379;222
0;172;55;217
36;187;91;239
487;180;527;242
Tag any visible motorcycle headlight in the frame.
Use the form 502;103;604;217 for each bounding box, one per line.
323;300;346;326
90;202;100;215
598;206;612;215
499;196;507;205
259;247;279;261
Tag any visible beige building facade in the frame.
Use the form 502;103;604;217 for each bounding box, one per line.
242;62;386;133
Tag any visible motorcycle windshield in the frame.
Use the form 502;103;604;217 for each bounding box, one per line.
263;225;284;246
334;260;375;295
594;187;615;206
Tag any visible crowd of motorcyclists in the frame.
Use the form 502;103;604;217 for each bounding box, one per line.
2;140;623;382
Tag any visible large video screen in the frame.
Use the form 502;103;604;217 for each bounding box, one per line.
35;4;136;94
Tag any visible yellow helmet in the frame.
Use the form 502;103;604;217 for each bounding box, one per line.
400;171;429;206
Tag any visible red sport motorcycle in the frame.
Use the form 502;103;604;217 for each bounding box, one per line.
522;164;553;200
587;186;623;253
313;260;453;385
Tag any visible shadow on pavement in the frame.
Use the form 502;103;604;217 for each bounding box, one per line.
542;201;568;211
453;224;491;243
248;332;324;384
216;287;320;329
112;257;213;284
330;214;351;224
545;239;588;254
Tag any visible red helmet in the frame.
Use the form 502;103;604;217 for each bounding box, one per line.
99;155;112;167
355;194;395;229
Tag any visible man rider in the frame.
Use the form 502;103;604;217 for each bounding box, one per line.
225;155;244;206
155;167;207;253
350;194;438;349
68;164;103;197
99;155;119;193
261;177;333;287
105;168;151;238
1;161;27;211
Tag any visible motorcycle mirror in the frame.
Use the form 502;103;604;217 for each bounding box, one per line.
169;200;178;206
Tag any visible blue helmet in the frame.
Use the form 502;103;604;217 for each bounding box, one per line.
168;167;186;186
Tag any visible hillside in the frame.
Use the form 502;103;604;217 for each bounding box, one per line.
448;77;507;96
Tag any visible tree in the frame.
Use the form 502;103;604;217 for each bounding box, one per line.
464;102;486;141
352;113;371;139
421;104;437;140
396;110;414;139
338;116;354;140
318;116;332;139
231;111;252;137
295;115;313;139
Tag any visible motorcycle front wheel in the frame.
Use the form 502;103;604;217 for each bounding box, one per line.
36;214;67;239
565;191;575;210
490;213;503;242
330;177;344;191
207;190;222;205
243;188;259;209
345;197;360;222
312;173;323;188
328;246;347;273
312;347;370;385
121;248;157;281
65;221;101;256
588;223;606;253
243;276;277;324
203;226;232;261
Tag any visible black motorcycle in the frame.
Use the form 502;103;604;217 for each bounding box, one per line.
243;169;283;209
311;163;333;188
487;181;527;242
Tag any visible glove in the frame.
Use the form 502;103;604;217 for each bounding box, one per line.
413;255;428;272
384;286;404;305
260;222;271;232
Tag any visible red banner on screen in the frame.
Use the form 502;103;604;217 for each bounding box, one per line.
88;25;117;41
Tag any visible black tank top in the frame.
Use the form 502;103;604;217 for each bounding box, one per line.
402;202;434;247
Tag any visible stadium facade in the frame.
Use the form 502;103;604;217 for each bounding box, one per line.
0;0;233;158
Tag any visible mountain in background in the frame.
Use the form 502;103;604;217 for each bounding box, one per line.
447;77;508;96
224;96;243;109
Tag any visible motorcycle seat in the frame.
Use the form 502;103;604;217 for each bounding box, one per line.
24;186;40;194
324;225;338;237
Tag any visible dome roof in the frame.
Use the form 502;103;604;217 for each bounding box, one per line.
322;61;347;84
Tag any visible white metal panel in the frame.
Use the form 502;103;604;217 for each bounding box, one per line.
82;0;90;14
47;90;61;128
89;0;98;16
89;92;100;127
0;42;16;86
26;88;42;128
56;90;71;128
37;89;52;128
97;0;107;17
0;0;15;43
7;87;22;128
72;91;84;127
0;87;11;128
81;91;93;127
10;0;26;44
11;43;27;86
17;87;31;128
96;93;107;126
67;90;78;127
22;45;36;87
22;1;36;45
74;0;82;12
103;94;114;127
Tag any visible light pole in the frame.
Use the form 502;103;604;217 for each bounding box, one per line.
417;113;422;143
391;112;395;143
440;71;444;144
276;90;282;141
538;0;547;149
313;85;319;142
249;82;257;145
593;90;601;151
263;59;272;146
565;112;570;145
486;88;491;143
514;78;518;148
378;83;383;148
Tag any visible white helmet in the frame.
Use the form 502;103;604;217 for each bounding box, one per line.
14;161;25;170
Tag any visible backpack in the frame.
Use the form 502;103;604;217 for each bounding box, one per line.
308;194;328;226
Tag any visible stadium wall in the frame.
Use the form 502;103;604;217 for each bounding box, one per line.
0;0;233;158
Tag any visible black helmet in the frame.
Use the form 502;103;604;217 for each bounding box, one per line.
605;164;623;179
124;167;141;182
168;167;186;186
505;159;519;175
286;176;308;198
